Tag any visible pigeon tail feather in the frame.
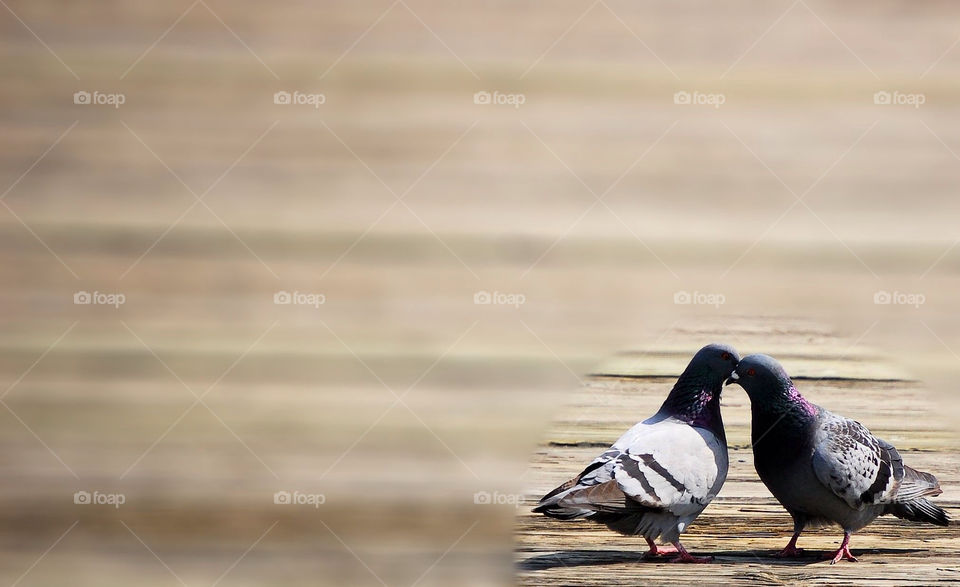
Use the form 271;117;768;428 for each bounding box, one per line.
532;504;592;520
896;466;942;501
534;480;651;521
886;498;950;527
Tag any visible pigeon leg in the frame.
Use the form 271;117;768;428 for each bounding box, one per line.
774;530;804;558
643;537;680;558
669;541;713;563
826;532;858;564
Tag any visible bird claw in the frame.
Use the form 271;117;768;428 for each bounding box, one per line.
643;545;679;558
656;541;713;563
825;547;858;564
774;546;804;558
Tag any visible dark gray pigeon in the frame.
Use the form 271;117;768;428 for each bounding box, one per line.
534;343;739;563
728;354;949;563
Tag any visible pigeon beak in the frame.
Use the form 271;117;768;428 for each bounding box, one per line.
725;371;739;386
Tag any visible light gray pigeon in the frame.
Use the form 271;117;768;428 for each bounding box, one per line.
728;354;949;563
533;343;739;563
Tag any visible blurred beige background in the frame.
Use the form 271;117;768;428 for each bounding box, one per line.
2;0;960;585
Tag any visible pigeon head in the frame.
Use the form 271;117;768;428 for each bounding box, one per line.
726;354;819;444
659;343;740;427
689;343;741;381
727;354;817;420
726;354;792;400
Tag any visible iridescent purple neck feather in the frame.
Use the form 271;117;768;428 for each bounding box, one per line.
657;368;726;438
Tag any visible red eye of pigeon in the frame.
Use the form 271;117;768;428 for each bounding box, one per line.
721;352;730;360
747;368;756;376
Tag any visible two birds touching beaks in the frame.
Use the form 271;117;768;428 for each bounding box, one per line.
534;344;950;564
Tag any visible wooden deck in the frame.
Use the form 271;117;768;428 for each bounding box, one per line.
516;329;960;585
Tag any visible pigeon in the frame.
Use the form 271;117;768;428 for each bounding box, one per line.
533;343;739;563
727;354;949;564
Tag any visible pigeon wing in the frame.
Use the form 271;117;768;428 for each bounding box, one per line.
811;413;904;510
540;418;726;519
612;419;726;513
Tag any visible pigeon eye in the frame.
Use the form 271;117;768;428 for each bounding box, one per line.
747;368;756;376
720;352;730;360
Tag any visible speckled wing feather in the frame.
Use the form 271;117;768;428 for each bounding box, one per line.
811;411;904;510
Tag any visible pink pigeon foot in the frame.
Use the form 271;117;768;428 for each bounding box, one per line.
668;541;713;563
774;532;804;558
643;538;679;558
825;533;858;564
775;545;805;558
